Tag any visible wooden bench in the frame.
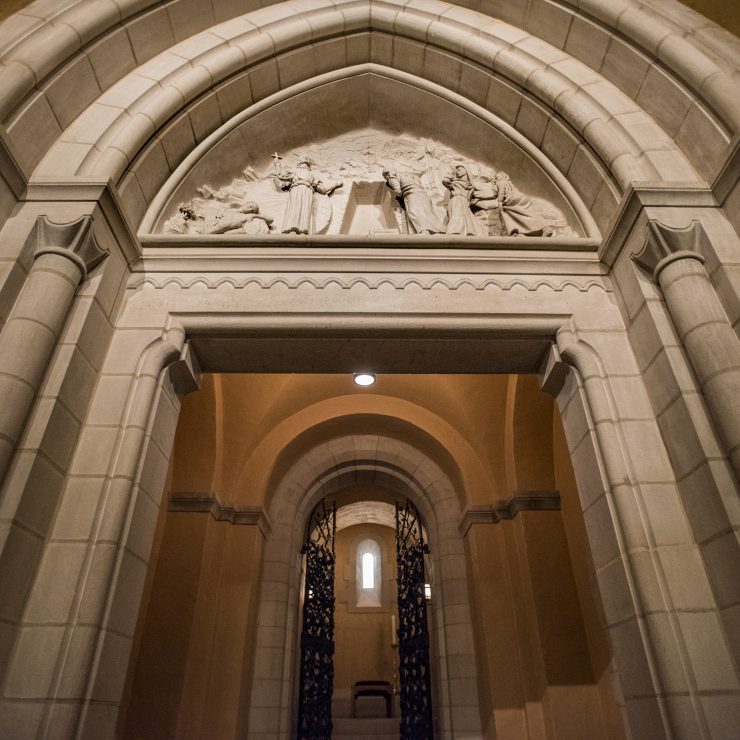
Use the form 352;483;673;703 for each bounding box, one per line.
351;680;393;718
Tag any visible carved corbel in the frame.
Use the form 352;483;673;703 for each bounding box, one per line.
33;215;108;278
169;342;202;397
538;343;569;398
632;219;707;281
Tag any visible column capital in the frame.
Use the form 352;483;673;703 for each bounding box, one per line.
33;214;108;278
632;219;707;281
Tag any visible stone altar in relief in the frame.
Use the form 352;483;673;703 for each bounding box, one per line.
162;130;572;238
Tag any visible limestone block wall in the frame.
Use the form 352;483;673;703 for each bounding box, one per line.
0;215;736;737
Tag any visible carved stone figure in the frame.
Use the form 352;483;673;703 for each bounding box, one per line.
473;173;556;237
205;201;273;234
383;170;444;234
164;202;200;234
279;157;342;234
159;132;573;237
442;165;487;236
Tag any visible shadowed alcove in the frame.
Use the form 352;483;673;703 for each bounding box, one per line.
121;373;625;740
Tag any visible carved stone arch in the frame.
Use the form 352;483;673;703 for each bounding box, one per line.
248;432;481;739
2;0;734;185
28;2;707;222
233;399;494;511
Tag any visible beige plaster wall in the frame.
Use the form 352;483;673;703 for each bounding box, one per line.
466;509;621;740
333;522;396;695
681;0;740;36
122;511;208;739
467;520;623;738
123;509;264;740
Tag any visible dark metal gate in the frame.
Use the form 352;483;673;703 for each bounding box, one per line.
297;499;336;740
396;499;434;739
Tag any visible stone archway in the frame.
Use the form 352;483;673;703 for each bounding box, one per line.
3;307;732;739
249;430;481;739
0;2;738;738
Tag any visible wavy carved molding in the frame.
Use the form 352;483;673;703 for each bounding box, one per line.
458;491;561;536
169;493;271;537
129;275;608;293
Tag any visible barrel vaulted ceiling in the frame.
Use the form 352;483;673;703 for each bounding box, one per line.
0;0;738;236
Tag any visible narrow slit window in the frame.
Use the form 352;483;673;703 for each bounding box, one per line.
355;538;381;607
362;552;375;589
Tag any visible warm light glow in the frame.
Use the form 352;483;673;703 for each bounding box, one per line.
362;552;375;588
353;372;376;386
424;583;432;600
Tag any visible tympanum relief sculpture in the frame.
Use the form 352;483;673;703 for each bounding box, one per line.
162;130;571;237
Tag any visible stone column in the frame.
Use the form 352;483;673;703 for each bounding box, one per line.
634;219;740;483
0;215;107;485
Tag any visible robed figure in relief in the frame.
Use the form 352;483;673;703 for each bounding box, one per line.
442;165;487;236
473;172;556;237
383;170;445;234
279;157;342;234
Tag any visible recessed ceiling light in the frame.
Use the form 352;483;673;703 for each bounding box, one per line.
353;372;376;387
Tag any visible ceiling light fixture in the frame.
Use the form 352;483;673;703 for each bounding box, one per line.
353;372;376;387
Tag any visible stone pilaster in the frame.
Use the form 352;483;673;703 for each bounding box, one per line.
0;215;107;486
633;219;740;483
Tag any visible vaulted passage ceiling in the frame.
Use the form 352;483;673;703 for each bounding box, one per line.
169;373;560;511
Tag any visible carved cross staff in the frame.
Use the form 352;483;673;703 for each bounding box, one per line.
272;152;283;174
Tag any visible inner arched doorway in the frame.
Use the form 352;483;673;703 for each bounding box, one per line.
259;425;481;739
297;493;435;739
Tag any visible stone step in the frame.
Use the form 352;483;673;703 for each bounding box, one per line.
332;716;400;739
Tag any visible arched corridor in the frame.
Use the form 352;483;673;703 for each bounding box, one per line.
122;372;625;739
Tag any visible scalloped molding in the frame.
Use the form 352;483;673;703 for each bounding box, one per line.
129;274;609;292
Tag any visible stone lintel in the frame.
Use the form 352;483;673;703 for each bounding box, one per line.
140;233;601;251
599;183;717;268
632;219;708;279
133;242;608;285
25;179;141;267
458;491;561;536
169;492;272;537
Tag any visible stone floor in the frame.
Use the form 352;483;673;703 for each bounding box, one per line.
333;692;401;738
333;716;401;739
